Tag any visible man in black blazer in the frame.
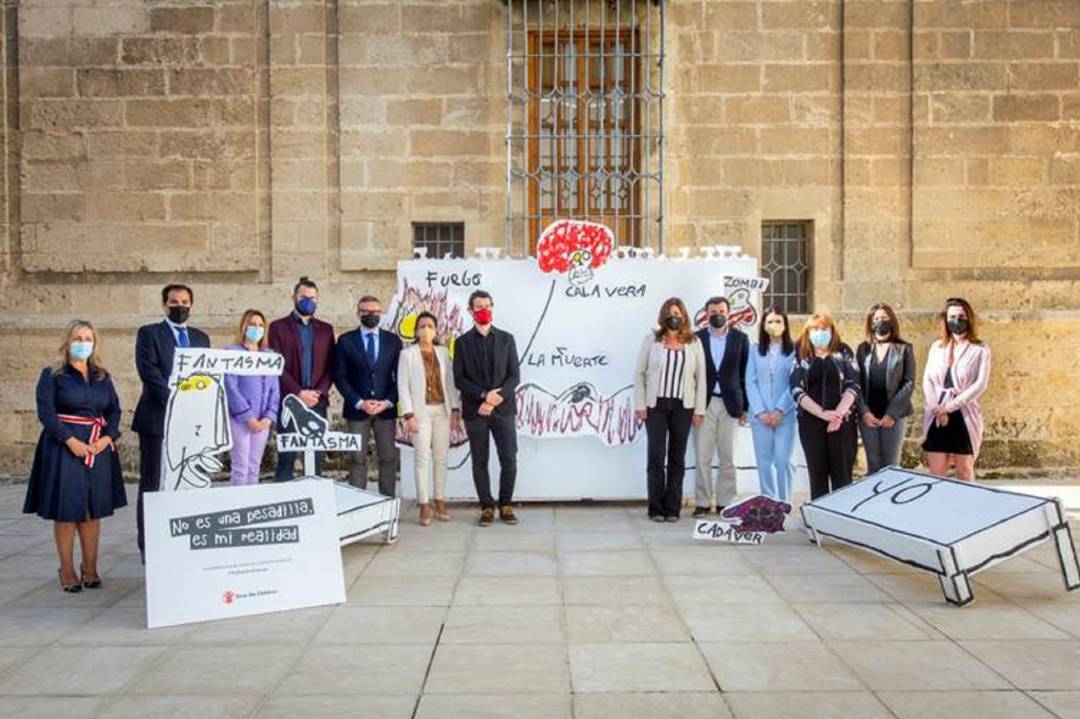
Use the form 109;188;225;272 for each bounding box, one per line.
694;296;749;517
334;295;402;497
452;290;520;526
133;284;211;557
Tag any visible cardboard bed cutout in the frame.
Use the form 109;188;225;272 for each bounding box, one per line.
275;392;400;546
801;466;1080;605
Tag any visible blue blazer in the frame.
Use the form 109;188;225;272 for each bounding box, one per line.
695;327;749;418
745;343;797;422
334;328;402;421
132;320;211;436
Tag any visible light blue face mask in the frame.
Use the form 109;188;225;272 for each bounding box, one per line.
245;325;265;343
809;328;833;349
69;341;94;361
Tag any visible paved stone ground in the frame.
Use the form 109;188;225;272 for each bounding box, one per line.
1;482;1079;719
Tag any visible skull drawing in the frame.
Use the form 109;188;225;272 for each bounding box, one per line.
568;248;595;285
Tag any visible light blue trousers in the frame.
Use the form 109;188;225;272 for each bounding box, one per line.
750;417;797;502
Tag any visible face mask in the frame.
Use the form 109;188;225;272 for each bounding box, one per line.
244;325;264;343
708;314;727;329
473;308;493;325
167;306;190;325
69;341;93;361
809;328;832;349
296;297;317;316
359;313;380;329
948;317;969;335
664;316;683;331
765;321;785;338
417;327;436;343
872;320;891;337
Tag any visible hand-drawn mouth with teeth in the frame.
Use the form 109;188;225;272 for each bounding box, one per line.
280;394;329;438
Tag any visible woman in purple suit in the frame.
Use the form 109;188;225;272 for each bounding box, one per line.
224;310;280;485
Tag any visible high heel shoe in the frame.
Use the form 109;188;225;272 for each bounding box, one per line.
80;567;102;589
58;569;82;594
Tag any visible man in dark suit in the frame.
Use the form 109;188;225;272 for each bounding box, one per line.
334;295;402;497
694;296;749;517
268;277;336;481
452;290;521;526
133;283;211;557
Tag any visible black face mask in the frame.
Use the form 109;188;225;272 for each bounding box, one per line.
947;318;969;335
664;316;683;331
708;314;727;329
359;314;380;329
167;306;190;325
871;320;891;337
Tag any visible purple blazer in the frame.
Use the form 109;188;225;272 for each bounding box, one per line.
223;344;281;423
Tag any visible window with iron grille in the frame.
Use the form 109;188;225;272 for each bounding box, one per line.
412;222;465;260
761;221;812;315
506;0;665;256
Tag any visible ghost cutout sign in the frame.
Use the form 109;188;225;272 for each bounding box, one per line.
160;348;285;492
692;494;792;545
163;373;230;490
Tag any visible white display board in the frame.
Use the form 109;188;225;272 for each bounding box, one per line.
145;481;346;628
386;244;806;501
801;467;1080;605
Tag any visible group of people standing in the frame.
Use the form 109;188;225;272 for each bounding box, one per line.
24;279;522;592
634;296;990;522
23;274;990;592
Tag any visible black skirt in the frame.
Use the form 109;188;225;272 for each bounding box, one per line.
922;410;973;455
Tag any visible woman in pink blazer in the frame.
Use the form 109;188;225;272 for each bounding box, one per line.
921;298;991;481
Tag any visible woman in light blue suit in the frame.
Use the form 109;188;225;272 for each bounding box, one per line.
746;306;798;501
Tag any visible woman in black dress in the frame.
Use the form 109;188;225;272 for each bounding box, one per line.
25;320;127;592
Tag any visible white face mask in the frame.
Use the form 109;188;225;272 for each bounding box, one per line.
69;341;94;361
809;328;833;349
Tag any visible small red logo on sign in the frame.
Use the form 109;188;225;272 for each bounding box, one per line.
222;590;235;605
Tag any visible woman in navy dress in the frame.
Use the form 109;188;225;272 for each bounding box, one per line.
24;320;127;593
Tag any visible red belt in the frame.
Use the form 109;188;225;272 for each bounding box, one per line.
58;415;108;469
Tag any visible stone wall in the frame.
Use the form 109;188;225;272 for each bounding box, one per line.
1;0;1079;475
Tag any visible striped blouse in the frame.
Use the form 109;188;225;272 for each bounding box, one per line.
658;347;686;399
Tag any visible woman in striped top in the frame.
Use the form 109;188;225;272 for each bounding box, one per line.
633;298;708;521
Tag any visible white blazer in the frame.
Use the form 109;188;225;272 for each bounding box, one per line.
633;333;708;412
397;344;460;418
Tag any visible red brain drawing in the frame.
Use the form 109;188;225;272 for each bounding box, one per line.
536;219;615;274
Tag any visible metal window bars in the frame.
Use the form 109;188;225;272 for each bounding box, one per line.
761;221;812;315
412;222;466;260
505;0;665;257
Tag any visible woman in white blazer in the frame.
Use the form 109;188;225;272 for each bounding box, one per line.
398;312;462;525
633;297;707;522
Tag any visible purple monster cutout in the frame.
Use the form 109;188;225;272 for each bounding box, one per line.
719;495;792;534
